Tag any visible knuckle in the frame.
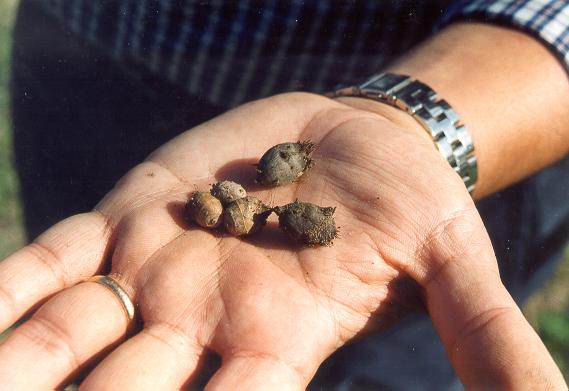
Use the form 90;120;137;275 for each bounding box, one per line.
429;208;482;255
416;207;490;287
449;305;516;362
144;322;203;357
25;242;71;289
0;283;17;323
19;314;79;371
232;349;307;385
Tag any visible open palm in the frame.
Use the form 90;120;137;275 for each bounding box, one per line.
0;93;560;389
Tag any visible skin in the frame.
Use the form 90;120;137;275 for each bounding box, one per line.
0;23;567;390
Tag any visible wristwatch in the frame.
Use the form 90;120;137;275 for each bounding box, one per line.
328;73;477;194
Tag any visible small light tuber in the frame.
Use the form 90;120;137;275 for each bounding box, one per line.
185;191;223;228
224;196;272;236
210;180;247;205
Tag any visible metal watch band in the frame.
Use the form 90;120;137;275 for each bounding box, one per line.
330;73;477;194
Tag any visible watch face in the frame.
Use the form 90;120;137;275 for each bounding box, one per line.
364;73;409;92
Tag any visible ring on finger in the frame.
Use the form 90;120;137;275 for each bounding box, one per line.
87;275;135;322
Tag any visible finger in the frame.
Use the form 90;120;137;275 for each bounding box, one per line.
81;323;204;390
0;279;129;389
423;213;565;388
0;211;112;331
205;353;308;391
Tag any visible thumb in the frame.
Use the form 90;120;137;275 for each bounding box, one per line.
423;213;566;389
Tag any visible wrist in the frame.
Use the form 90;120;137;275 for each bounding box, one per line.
334;96;434;145
332;74;477;196
386;23;569;198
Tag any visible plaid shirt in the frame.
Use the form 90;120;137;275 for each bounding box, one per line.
441;0;569;66
43;0;569;108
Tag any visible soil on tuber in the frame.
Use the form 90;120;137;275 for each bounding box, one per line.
274;201;338;246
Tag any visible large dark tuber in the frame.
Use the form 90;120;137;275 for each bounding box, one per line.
256;141;316;186
274;201;338;246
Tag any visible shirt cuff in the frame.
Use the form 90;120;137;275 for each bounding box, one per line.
437;0;569;72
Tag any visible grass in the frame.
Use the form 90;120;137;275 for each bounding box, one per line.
524;246;569;379
0;0;24;260
0;0;568;383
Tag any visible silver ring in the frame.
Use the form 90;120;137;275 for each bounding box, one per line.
87;275;135;321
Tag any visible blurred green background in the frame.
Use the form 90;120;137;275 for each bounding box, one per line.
0;0;567;382
0;0;24;258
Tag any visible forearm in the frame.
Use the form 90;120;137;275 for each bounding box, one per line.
386;22;569;199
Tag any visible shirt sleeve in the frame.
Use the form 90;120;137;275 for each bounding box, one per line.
437;0;569;71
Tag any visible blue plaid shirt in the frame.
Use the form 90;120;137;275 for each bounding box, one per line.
442;0;569;66
43;0;569;107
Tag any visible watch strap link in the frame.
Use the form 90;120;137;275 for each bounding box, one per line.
333;73;478;194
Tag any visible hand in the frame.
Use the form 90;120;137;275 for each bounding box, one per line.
0;92;564;389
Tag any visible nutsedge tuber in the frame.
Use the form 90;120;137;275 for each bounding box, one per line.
185;191;223;228
275;201;338;246
256;141;316;186
211;180;247;205
224;196;272;236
